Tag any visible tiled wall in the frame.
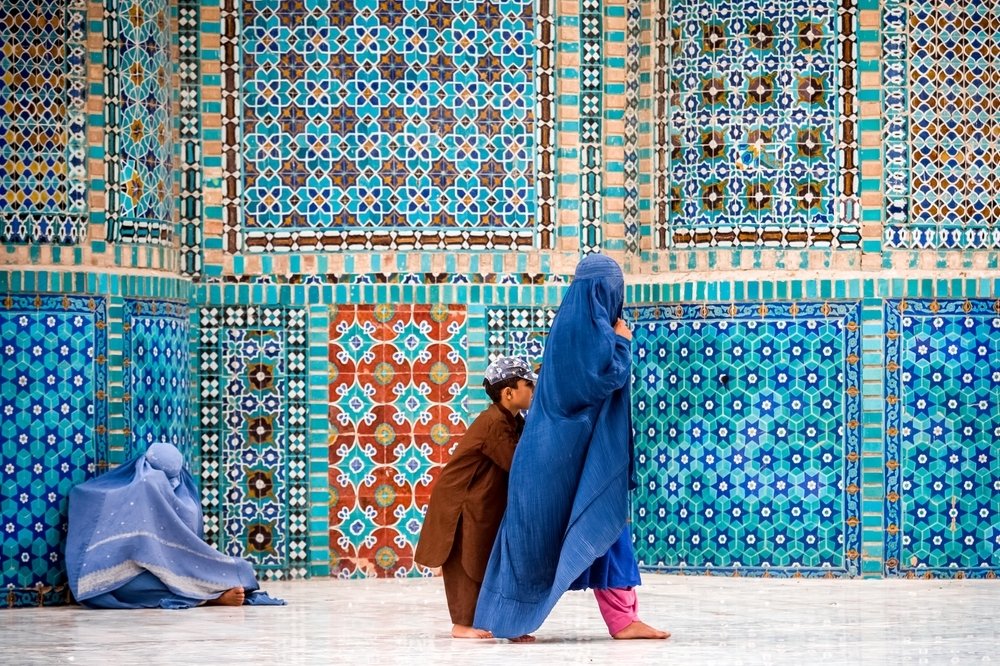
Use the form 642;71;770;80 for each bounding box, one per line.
195;304;311;579
884;298;1000;577
2;0;1000;607
327;304;468;577
0;275;191;606
0;0;88;244
630;301;862;577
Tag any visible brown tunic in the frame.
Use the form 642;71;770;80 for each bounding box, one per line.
415;403;523;582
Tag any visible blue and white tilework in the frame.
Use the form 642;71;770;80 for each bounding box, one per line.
230;0;537;253
104;0;175;244
0;0;88;244
179;0;204;275
485;305;555;366
0;295;108;606
884;299;1000;577
196;305;309;579
123;299;191;461
628;302;862;576
652;0;859;249
883;0;1000;250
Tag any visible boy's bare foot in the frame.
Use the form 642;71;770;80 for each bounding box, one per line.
452;624;494;639
612;621;670;640
206;587;245;607
509;634;536;643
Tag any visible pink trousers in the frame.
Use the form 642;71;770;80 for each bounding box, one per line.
593;587;639;636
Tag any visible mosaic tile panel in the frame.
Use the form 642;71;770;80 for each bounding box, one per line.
104;0;175;244
0;295;107;606
227;0;538;253
884;299;1000;577
197;306;309;579
179;0;203;275
535;0;555;249
623;0;642;255
485;305;555;367
652;0;860;249
580;0;602;253
122;299;191;461
328;304;468;578
0;0;88;244
884;1;1000;250
628;302;862;576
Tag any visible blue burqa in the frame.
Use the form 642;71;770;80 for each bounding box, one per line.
474;254;640;637
65;442;284;609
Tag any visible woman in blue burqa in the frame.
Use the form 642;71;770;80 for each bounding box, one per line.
66;441;284;609
474;254;669;640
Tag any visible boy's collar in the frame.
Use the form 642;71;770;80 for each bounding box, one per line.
492;402;518;423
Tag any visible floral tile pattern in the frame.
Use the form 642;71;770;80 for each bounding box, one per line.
328;304;467;577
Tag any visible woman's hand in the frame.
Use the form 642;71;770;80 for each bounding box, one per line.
614;318;632;341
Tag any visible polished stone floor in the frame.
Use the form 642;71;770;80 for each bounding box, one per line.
2;574;997;664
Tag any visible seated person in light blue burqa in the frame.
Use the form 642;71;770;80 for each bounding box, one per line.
66;441;285;609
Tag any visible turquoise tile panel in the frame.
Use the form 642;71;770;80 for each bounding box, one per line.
628;301;863;577
0;295;108;606
884;299;1000;577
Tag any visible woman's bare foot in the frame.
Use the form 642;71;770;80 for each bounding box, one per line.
612;621;670;640
508;634;536;643
452;624;493;639
206;587;245;607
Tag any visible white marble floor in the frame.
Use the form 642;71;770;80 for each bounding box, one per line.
2;575;998;665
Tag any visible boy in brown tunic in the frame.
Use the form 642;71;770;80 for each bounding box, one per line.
415;357;537;639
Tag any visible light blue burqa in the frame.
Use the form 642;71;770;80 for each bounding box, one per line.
474;254;640;638
65;442;284;609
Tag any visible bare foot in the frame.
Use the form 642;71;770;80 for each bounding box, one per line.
206;587;245;607
452;624;493;639
508;634;536;643
612;621;670;640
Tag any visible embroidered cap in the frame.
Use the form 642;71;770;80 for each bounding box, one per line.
484;356;539;387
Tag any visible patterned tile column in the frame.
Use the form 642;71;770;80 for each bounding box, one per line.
623;0;642;255
580;0;603;253
122;299;191;461
103;0;175;244
536;0;557;249
196;305;310;579
328;304;467;578
178;0;203;276
884;299;1000;577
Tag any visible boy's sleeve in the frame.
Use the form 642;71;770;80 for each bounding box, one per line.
480;422;517;472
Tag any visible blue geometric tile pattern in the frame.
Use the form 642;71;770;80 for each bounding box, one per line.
231;0;537;252
0;295;108;606
534;0;555;249
123;299;191;461
104;0;175;244
627;302;862;576
884;299;1000;577
883;1;1000;249
622;0;642;255
652;0;859;249
0;0;88;244
196;305;309;579
485;306;555;366
579;0;602;253
179;0;204;275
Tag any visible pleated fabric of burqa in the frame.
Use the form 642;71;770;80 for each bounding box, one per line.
473;254;641;638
